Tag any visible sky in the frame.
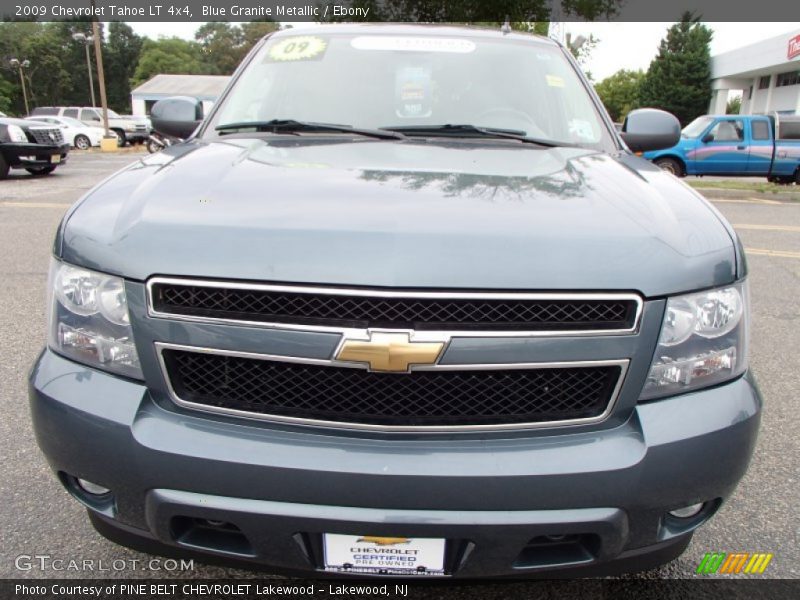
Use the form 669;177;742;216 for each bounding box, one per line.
129;21;800;82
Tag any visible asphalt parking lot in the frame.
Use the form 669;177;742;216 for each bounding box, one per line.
1;152;798;581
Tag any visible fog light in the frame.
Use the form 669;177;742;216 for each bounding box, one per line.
77;478;111;496
668;503;704;518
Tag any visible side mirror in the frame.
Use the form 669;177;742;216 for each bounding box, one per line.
151;96;203;139
620;108;681;153
701;133;714;143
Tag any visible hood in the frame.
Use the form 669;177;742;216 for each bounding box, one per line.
59;137;737;297
2;117;40;129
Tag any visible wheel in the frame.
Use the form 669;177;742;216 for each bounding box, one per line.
0;154;9;180
112;130;126;147
146;138;162;153
795;169;800;185
25;166;56;176
74;134;91;150
654;157;685;177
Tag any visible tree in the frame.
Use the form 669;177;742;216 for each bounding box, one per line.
195;22;244;74
105;23;144;112
240;21;280;48
131;38;206;88
638;14;713;126
595;69;645;122
726;95;742;115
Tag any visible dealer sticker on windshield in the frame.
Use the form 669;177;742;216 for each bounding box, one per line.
323;534;446;576
267;36;327;62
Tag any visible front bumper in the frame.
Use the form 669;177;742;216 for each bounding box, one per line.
1;142;69;168
29;349;761;578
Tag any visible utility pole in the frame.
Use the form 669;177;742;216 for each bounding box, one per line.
9;58;31;115
91;18;110;138
72;32;97;107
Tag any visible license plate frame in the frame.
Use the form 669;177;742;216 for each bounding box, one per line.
322;533;447;576
51;154;61;164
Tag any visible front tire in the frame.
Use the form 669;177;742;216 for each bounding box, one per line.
654;157;685;177
146;138;162;153
74;134;91;150
111;129;126;147
25;166;56;176
0;154;9;180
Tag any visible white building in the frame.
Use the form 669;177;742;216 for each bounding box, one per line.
709;29;800;115
130;74;231;116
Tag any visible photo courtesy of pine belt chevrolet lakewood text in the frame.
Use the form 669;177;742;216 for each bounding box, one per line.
29;24;761;578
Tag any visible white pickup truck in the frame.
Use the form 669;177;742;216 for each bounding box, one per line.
29;106;149;146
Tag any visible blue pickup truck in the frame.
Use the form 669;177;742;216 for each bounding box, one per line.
644;113;800;183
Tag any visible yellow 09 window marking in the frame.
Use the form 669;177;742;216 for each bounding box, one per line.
268;36;327;62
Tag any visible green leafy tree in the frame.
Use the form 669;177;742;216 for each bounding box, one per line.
595;69;645;122
193;21;279;75
0;78;13;114
726;95;742;115
241;21;280;48
638;14;713;126
131;38;206;88
105;23;144;112
195;22;245;74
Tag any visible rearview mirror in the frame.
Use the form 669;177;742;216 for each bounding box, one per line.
151;96;203;139
620;108;681;153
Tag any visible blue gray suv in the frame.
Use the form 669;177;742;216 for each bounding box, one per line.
29;24;760;578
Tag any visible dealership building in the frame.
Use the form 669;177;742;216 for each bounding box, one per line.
130;74;230;116
709;29;800;115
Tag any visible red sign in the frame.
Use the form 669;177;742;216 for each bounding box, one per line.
789;34;800;60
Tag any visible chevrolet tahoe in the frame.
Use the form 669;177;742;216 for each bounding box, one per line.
29;24;761;578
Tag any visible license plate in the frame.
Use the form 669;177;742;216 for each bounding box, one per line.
323;534;446;576
51;154;61;164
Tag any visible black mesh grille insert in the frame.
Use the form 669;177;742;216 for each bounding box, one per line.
151;282;637;331
163;350;621;427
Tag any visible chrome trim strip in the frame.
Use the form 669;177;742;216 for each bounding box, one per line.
155;342;630;433
145;277;644;338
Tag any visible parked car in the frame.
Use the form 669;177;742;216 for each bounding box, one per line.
29;106;148;146
644;113;800;183
0;116;70;179
25;115;111;150
30;25;760;578
121;114;153;133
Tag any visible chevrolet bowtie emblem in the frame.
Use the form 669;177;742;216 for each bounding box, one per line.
336;332;444;373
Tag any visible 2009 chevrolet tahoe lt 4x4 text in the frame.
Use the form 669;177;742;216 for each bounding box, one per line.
29;24;761;578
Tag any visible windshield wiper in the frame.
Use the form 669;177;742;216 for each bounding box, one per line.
381;124;573;147
215;119;406;140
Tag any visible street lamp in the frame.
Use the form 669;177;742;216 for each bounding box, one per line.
72;32;97;107
9;58;31;115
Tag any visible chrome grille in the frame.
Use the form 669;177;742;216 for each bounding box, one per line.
28;127;64;145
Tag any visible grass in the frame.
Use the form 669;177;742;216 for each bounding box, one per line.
686;179;796;194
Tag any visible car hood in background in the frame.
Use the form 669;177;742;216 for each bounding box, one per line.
59;137;737;297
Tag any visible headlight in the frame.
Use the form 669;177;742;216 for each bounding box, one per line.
7;125;27;143
48;260;142;379
641;281;749;400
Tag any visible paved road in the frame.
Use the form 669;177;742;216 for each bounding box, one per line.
1;153;798;580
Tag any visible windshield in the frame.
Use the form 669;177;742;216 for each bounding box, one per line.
682;116;714;138
209;31;613;149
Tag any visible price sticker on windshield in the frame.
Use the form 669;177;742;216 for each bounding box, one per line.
267;36;328;62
